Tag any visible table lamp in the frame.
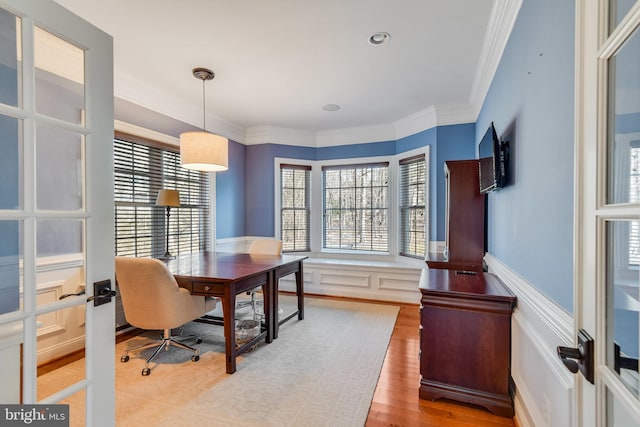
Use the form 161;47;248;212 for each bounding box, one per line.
156;189;180;259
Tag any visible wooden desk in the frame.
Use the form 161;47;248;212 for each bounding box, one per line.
164;252;306;374
418;267;516;417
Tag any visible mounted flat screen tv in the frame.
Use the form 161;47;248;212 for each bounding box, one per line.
478;122;505;194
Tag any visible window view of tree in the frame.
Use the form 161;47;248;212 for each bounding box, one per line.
399;154;426;258
281;164;311;252
114;137;209;258
322;163;389;252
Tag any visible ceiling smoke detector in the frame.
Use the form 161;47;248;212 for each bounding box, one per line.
368;32;390;45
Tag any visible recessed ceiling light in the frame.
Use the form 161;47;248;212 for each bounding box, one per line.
322;104;340;112
368;32;390;45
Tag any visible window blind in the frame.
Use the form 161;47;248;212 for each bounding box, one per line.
114;138;210;258
322;162;389;252
399;154;426;258
280;164;311;252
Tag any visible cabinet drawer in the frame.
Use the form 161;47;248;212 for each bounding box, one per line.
192;281;225;295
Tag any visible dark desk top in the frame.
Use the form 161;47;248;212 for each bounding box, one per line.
164;251;307;282
419;267;516;303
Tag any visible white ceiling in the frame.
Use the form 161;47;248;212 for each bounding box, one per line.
53;0;518;145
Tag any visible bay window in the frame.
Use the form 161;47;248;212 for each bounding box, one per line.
276;148;428;259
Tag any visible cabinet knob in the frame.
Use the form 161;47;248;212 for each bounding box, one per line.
204;285;210;291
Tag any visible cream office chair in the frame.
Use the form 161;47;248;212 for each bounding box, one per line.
237;238;283;316
115;256;217;376
248;238;283;256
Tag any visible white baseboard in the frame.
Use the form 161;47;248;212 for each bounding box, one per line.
37;335;85;366
484;253;576;427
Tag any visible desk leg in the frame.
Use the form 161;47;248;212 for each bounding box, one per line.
296;262;304;321
272;271;280;340
223;288;237;374
263;275;273;343
273;262;305;339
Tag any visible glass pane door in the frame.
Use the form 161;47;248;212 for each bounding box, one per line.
598;1;640;424
0;1;114;425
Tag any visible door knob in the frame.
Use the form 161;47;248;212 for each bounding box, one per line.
87;280;116;307
557;346;581;373
556;329;594;384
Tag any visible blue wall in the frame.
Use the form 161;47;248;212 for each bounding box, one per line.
434;124;477;240
476;0;575;312
244;144;316;237
215;140;246;239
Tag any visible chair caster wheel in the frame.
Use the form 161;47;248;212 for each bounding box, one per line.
192;355;200;362
195;338;202;344
141;368;150;376
121;355;129;363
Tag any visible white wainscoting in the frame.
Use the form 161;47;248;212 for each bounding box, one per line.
484;253;575;427
280;258;423;303
217;237;423;304
32;254;86;365
0;322;22;403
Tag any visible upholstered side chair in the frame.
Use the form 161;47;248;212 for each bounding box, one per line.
237;238;283;317
115;256;217;376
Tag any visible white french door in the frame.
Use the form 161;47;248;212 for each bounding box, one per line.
576;0;640;425
0;0;114;425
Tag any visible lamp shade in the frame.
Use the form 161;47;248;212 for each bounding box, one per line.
180;131;228;172
156;189;180;207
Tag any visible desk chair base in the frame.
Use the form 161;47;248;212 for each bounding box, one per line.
121;328;201;376
236;288;260;309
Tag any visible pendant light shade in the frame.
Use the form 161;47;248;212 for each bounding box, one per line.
180;131;228;171
180;67;229;172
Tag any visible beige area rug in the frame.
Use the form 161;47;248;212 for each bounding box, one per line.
40;296;400;427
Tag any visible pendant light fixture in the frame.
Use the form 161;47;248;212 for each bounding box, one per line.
180;67;229;172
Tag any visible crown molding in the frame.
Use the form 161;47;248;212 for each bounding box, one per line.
468;0;523;120
315;123;397;147
434;104;477;127
114;120;180;146
246;122;399;148
393;106;438;140
245;126;316;147
244;103;479;148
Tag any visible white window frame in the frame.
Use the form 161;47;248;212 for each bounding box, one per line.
398;148;430;259
274;145;429;264
279;162;312;252
321;158;392;254
274;158;315;251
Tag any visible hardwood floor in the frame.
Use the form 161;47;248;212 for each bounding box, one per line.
38;296;517;426
365;302;516;427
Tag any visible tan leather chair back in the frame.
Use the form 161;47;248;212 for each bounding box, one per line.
115;256;215;330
